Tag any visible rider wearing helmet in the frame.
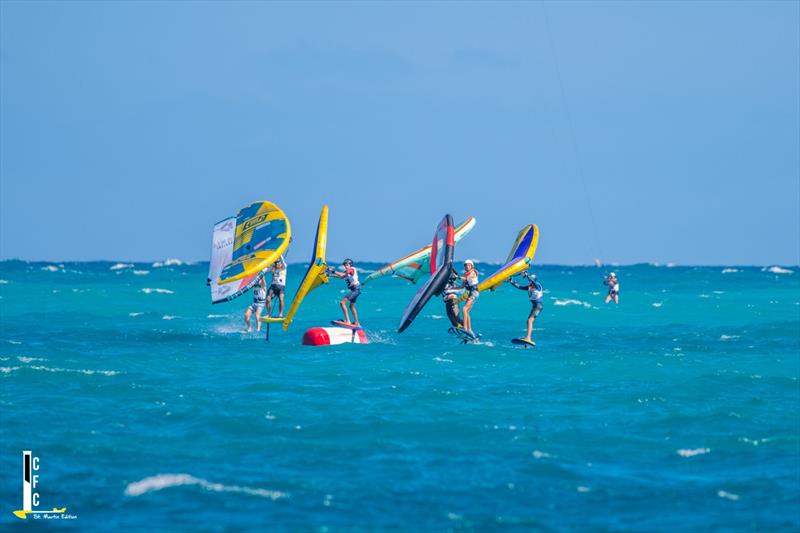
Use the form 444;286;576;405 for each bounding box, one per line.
508;271;544;343
329;258;362;325
604;272;620;304
459;259;479;334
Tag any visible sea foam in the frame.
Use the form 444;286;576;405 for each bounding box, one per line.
124;474;287;500
676;448;710;457
4;365;119;376
763;266;793;274
553;299;592;308
141;288;174;295
152;259;188;268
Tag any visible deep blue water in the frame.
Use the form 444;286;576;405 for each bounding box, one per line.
1;261;798;531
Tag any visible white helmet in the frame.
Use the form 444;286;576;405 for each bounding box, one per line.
464;259;474;266
610;272;616;277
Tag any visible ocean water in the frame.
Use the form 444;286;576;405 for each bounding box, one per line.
0;260;798;531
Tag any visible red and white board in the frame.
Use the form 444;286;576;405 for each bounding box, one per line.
302;326;368;346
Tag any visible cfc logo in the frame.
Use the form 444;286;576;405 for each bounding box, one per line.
12;451;74;520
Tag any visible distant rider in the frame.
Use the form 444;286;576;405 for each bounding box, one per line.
508;271;544;343
459;259;479;334
604;272;620;304
329;259;361;325
266;259;287;318
244;276;267;332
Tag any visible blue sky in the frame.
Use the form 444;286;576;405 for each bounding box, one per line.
1;1;798;265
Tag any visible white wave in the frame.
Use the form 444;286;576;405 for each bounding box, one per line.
7;340;21;345
717;490;740;501
213;325;248;335
699;294;711;298
152;258;188;268
0;279;8;284
713;290;725;294
207;314;227;318
721;268;739;274
577;486;591;493
129;312;144;317
162;315;178;320
763;266;793;274
361;330;397;345
652;302;663;308
5;365;119;376
110;263;134;271
553;299;591;308
141;288;174;295
433;357;453;363
133;270;150;276
430;315;444;320
739;437;768;446
531;450;553;459
1;366;20;373
676;448;710;457
719;334;740;341
17;356;45;363
666;262;676;268
40;265;61;272
124;473;287;500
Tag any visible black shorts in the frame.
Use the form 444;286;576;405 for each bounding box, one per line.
345;287;361;303
530;301;543;318
268;284;284;297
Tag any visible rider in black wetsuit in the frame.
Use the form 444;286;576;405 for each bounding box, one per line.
441;270;463;328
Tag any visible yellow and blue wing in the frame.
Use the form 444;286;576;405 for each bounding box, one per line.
219;201;291;285
459;224;539;301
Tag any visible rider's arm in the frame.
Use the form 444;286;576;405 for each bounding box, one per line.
508;279;528;290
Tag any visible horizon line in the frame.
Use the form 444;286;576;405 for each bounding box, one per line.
0;258;798;269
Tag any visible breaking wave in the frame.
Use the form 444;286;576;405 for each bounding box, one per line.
141;288;174;295
152;259;189;268
124;473;287;500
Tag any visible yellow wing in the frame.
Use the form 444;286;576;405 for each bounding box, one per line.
458;224;539;301
218;201;291;285
283;205;329;330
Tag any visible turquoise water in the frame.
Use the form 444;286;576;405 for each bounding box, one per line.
1;261;798;531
